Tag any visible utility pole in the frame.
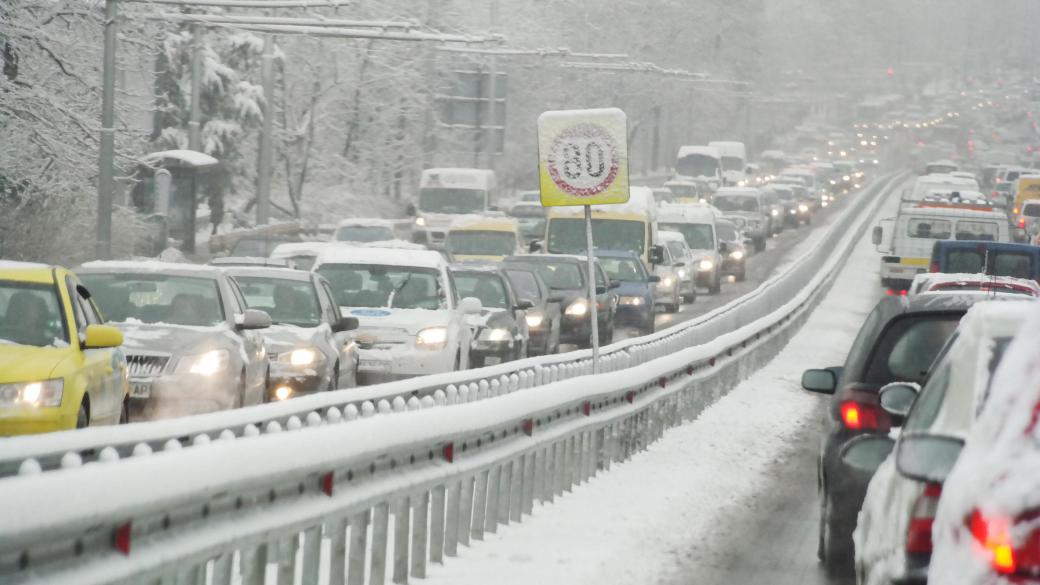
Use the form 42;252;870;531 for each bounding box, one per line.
188;24;203;151
484;0;499;169
421;0;441;169
97;0;118;260
257;34;274;225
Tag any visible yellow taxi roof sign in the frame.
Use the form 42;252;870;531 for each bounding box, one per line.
537;108;629;207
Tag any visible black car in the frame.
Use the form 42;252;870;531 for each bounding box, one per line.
715;219;747;282
800;293;990;572
450;265;532;368
595;250;658;336
503;254;617;348
502;265;562;356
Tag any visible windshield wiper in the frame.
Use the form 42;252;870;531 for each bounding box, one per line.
387;273;413;308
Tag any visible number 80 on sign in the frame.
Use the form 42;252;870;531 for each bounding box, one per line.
537;108;629;207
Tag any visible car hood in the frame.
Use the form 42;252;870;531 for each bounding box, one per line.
262;324;321;354
613;281;652;297
113;322;233;355
342;307;453;336
0;345;75;383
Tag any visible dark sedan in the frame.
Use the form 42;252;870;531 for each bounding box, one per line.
800;293;996;573
502;265;561;356
715;219;748;282
595;250;658;336
450;265;532;367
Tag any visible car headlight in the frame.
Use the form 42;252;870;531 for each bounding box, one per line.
480;328;511;342
415;217;427;227
277;347;321;367
677;269;687;278
821;200;829;208
661;276;675;288
699;259;714;271
798;204;809;213
789;209;797;215
771;209;779;217
830;179;837;185
525;313;544;328
416;326;449;349
0;379;63;407
176;349;230;376
730;249;745;260
843;175;851;181
619;296;644;306
565;299;589;317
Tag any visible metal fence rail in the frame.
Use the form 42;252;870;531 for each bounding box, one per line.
0;174;901;481
0;172;901;584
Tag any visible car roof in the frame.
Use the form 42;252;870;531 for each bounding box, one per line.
336;218;398;228
221;265;314;281
504;253;591;264
593;249;641;259
77;261;225;278
449;264;505;274
314;246;445;270
903;291;1010;314
0;262;58;284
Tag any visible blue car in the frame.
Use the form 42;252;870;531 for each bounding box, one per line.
595;250;658;336
929;240;1040;281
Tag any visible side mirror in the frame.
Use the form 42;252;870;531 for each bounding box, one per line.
878;382;920;425
529;240;543;253
648;275;661;283
332;316;360;333
595;285;607;295
872;225;883;246
895;434;965;484
674;261;686;268
609;279;621;290
801;368;837;394
237;309;272;330
718;242;729;254
82;324;123;349
405;203;417;216
515;299;534;311
649;245;665;265
547;294;564;304
460;296;483;315
840;434;896;474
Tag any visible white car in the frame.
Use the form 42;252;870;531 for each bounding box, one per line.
907;273;1040;298
929;301;1040;585
269;242;337;271
656;230;697;303
313;247;481;383
842;302;1028;585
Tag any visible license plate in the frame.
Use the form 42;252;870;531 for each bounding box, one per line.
130;381;151;398
484;356;502;366
359;359;391;372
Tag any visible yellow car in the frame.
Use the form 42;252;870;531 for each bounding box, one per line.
0;262;128;435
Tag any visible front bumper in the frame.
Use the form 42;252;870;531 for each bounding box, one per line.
559;316;593;344
615;304;653;328
128;373;239;420
356;343;457;383
0;407;77;436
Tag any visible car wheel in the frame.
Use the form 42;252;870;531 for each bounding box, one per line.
753;237;766;252
709;274;722;295
736;268;747;282
75;399;89;429
118;398;129;425
819;491;854;573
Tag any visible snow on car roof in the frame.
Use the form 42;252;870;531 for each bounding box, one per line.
314;245;445;270
142;149;219;168
658;202;719;222
0;260;52;270
448;214;517;230
270;242;335;257
221;265;313;281
714;187;760;197
77;260;224;277
676;145;720;159
336;218;399;228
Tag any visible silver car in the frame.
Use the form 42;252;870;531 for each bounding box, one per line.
77;261;272;420
222;265;361;400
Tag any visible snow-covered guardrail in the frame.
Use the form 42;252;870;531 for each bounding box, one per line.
0;172;902;585
0;174;901;480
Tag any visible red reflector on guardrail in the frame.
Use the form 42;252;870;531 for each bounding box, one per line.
522;419;534;436
582;401;592;416
322;472;334;496
443;442;455;463
626;391;636;404
658;377;667;389
114;522;132;555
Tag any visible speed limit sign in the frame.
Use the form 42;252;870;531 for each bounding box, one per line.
537;108;629;207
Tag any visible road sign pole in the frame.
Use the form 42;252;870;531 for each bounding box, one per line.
584;204;600;371
97;0;118;260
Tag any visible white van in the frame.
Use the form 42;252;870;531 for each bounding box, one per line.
674;145;723;189
657;203;725;293
412;168;497;246
708;141;748;186
872;201;1011;289
908;174;978;202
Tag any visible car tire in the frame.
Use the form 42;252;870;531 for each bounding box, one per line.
709;274;722;295
753;236;766;252
118;398;129;425
75;399;89;429
736;269;747;282
818;491;854;573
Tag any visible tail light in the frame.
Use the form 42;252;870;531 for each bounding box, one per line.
970;509;1040;577
906;483;942;554
929;262;940;273
1019;217;1027;229
840;400;881;431
992;190;999;197
885;289;908;297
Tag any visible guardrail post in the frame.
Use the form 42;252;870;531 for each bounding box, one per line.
175;564;203;585
276;534;297;585
458;476;474;547
471;471;489;541
430;485;446;563
553;441;566;497
497;460;512;525
444;480;461;557
411;490;429;579
521;451;535;516
567;435;580;489
393;496;411;583
509;457;524;522
326;517;346;585
212;551;233;585
485;465;501;533
369;502;390;585
240;542;270;585
301;525;322;585
345;511;368;585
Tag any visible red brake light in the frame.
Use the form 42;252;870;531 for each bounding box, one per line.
840;401;880;430
970;510;1016;575
906;483;942;554
1019;217;1027;228
930;262;940;273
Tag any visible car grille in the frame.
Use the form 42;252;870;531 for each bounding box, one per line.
126;354;171;377
355;327;410;349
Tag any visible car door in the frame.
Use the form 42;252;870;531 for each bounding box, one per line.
226;278;266;404
66;277;122;424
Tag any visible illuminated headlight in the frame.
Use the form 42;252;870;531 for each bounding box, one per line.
565;299;589;317
416;326;449;349
821;200;829;208
414;217;426;227
480;328;511;342
525;313;544;328
737;180;747;187
274;385;293;401
177;349;230;376
619;296;644;306
830;179;837;185
698;259;714;271
677;269;687;278
771;209;780;217
730;250;745;260
789;209;797;215
660;277;675;288
798;204;809;213
277;347;321;367
843;175;851;181
0;379;63;407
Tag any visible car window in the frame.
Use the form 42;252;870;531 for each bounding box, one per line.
319;282;341;325
993;253;1034;278
227;279;249;315
65;276;88;334
667;241;687;260
903;361;952;432
317;264;445;310
234;276;322;327
80;273;226;327
954;220;999;241
598;257;648;282
454;273;509;309
505;270;543;302
907;218;952;239
864;314;962;384
0;280;70;347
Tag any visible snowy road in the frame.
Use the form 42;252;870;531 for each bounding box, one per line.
421;181;901;585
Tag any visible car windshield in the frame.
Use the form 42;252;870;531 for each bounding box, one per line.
666;241;686;260
454;273;509;309
1023;205;1040;218
863;314;962;384
335;225;395;243
546;219;645;256
446;231;516;256
0;281;69;347
676;154;719;177
507;259;584;290
231;239;288;258
233;276;321;327
721;156;744;172
716;222;738;241
504;270;542;302
316;264;443;310
598;257;648;282
907;218;952;239
80;273;225;327
661;222;715;250
418;188;485;214
712;195;759;212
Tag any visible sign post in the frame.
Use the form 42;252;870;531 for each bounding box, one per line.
537;108;629;372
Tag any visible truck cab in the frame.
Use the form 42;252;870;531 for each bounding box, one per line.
410;168;497;246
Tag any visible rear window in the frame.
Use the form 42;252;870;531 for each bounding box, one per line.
908;218;952;239
954;220;999;241
1023;204;1040;218
993;253;1035;278
863;314;962;384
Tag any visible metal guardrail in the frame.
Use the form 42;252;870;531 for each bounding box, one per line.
0;173;901;480
0;172;902;584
